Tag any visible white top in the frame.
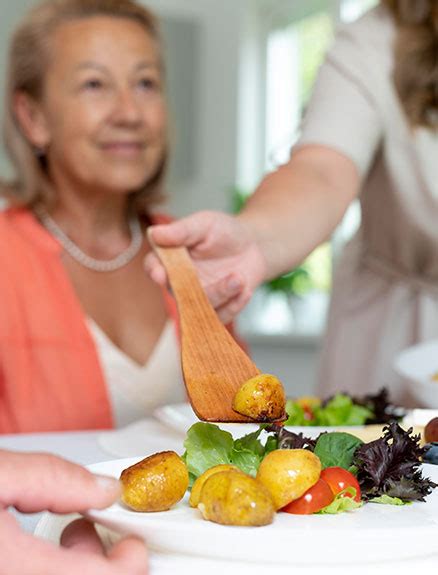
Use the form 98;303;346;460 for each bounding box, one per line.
86;319;186;427
296;5;438;405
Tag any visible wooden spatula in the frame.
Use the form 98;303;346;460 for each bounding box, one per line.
150;241;260;422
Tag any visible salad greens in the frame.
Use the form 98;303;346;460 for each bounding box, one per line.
183;423;272;484
353;422;437;501
182;420;436;511
284;388;403;427
317;488;362;514
313;432;363;470
368;494;407;506
285;394;373;427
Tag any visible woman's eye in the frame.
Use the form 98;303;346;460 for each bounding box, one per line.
138;78;159;91
82;79;104;91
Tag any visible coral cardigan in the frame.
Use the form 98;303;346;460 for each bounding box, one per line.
0;207;180;433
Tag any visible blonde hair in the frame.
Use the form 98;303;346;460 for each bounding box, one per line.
382;0;438;129
2;0;168;211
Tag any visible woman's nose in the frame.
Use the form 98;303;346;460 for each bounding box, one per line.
112;89;142;125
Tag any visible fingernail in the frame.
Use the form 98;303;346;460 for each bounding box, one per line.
94;474;121;492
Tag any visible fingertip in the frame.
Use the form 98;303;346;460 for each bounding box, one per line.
150;267;168;286
60;518;104;554
216;289;251;324
92;475;122;505
108;537;148;573
148;223;182;246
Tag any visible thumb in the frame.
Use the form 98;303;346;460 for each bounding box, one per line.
149;211;216;248
0;450;120;514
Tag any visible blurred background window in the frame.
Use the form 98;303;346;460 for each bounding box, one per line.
236;0;378;338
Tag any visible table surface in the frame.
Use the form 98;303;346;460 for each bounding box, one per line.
1;418;437;574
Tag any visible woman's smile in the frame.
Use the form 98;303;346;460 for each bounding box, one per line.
99;140;146;157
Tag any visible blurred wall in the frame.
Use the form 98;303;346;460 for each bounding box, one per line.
0;0;37;178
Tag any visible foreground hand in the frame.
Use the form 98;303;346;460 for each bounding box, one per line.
146;211;267;323
0;450;148;575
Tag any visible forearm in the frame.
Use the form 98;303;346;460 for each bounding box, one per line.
237;145;360;280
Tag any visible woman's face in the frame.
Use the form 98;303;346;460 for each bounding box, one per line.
21;16;167;195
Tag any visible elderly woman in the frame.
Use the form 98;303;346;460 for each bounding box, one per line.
0;0;187;433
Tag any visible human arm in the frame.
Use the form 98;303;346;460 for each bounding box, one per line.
146;14;385;323
146;145;359;323
238;144;359;279
0;450;148;575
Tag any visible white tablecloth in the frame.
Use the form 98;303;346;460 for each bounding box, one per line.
0;419;436;574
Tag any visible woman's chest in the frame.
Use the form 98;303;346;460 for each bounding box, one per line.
64;257;168;365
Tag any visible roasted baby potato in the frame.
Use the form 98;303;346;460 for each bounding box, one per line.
189;464;239;508
232;373;286;421
256;448;321;509
120;451;189;512
198;469;275;526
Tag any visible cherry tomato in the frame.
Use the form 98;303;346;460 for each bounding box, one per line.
281;479;334;515
320;467;361;502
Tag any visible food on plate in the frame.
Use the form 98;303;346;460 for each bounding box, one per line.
189;464;240;508
184;421;436;511
424;417;438;443
256;449;321;509
232;373;286;422
197;469;275;526
320;467;361;502
294;396;321;419
119;419;437;523
284;388;403;427
281;478;334;514
353;423;436;502
431;372;438;382
120;451;188;512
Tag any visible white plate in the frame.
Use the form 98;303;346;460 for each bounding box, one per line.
153;402;363;438
83;457;438;566
33;512;438;575
394;340;438;408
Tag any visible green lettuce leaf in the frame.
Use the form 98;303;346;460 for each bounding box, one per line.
183;423;234;478
264;434;279;455
233;429;265;457
314;432;363;470
368;494;408;506
284;401;310;426
314;395;373;426
229;448;260;477
182;422;272;482
285;394;374;427
318;488;363;514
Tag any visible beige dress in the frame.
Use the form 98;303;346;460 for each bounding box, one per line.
297;6;438;406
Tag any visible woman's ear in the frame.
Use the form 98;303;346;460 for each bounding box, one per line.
13;91;51;151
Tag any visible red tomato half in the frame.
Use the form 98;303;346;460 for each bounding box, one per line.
320;467;361;502
281;479;334;515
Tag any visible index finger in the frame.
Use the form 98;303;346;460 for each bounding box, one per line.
0;450;120;513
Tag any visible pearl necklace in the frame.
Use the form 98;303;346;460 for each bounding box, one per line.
35;205;143;272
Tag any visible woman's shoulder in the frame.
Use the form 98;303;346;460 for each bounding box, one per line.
335;5;394;46
0;206;30;257
0;204;28;227
0;203;19;229
329;5;395;73
0;204;59;258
